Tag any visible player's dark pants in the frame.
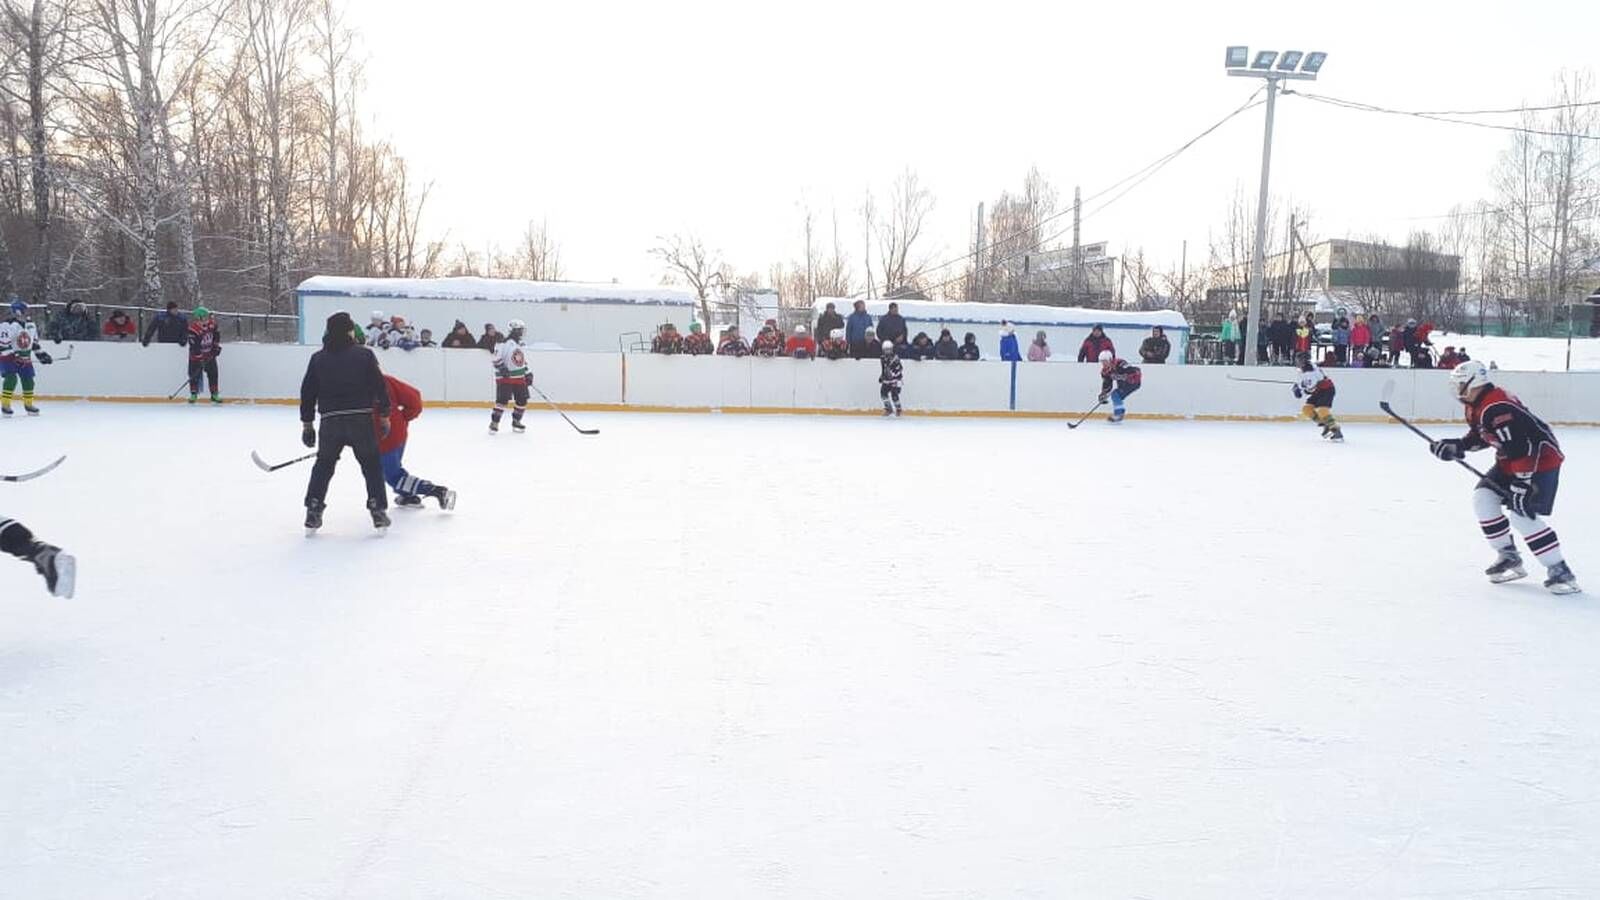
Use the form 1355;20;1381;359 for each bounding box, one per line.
305;413;388;510
492;382;529;426
0;516;38;558
187;358;219;395
880;382;901;411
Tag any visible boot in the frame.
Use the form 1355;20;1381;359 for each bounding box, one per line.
489;418;500;434
394;494;423;508
304;499;325;534
30;543;75;599
1544;562;1581;595
1485;549;1527;584
431;484;457;511
210;393;222;405
188;393;198;405
367;499;391;533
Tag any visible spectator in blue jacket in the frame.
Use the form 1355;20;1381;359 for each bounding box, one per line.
999;321;1022;361
845;300;873;359
141;300;188;346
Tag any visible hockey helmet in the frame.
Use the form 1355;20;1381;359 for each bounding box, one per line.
795;324;807;335
1097;349;1113;364
193;306;211;319
9;297;25;315
507;319;526;334
369;310;385;322
882;340;895;353
830;328;844;340
1448;360;1490;401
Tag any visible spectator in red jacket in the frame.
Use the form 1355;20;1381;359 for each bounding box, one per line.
1350;315;1372;357
786;324;816;359
1077;324;1115;362
102;309;137;341
376;374;454;509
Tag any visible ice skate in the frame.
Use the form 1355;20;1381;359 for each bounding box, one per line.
511;419;526;433
188;393;198;405
304;500;325;535
31;543;75;599
882;405;893;417
394;494;423;509
1485;550;1527;584
431;484;457;511
210;394;222;405
1108;410;1125;424
1544;562;1581;595
368;501;391;534
488;419;499;434
24;404;39;416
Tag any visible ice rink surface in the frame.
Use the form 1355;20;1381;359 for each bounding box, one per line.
3;402;1599;899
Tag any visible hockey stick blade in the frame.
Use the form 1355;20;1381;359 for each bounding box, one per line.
2;454;66;483
1066;400;1105;429
252;450;317;472
530;384;600;435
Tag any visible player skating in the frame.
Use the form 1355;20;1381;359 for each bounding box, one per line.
879;339;903;417
490;319;531;434
299;311;393;534
1097;349;1141;423
1429;361;1579;594
0;298;54;416
378;373;456;510
185;306;222;404
1292;352;1344;442
0;516;74;598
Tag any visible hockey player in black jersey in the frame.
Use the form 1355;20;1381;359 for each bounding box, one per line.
879;340;903;417
0;515;74;598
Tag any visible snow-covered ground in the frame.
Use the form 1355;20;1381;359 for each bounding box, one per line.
4;404;1599;899
1431;331;1600;372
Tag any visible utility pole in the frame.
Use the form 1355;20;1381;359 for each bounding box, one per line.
1071;185;1082;304
1180;240;1187;309
975;201;985;302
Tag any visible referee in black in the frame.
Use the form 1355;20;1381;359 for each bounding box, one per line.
299;311;392;533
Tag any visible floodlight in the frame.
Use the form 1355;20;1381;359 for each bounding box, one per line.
1302;51;1327;74
1252;51;1278;70
1225;46;1249;69
1277;51;1304;72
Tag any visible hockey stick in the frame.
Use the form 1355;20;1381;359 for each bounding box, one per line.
251;450;317;472
2;454;66;483
529;383;600;435
1378;380;1504;495
1066;399;1105;429
1226;374;1296;385
168;378;192;400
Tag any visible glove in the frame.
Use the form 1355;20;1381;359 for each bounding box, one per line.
378;417;392;439
524;373;533;386
1292;386;1303;399
1430;438;1463;461
36;351;52;365
1097;392;1109;404
213;345;221;357
301;422;316;448
1505;477;1536;517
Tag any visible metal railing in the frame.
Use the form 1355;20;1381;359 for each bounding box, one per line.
33;301;301;344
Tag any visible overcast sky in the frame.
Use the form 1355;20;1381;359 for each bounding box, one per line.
343;0;1599;288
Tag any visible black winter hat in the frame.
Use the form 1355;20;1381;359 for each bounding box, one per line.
325;311;356;347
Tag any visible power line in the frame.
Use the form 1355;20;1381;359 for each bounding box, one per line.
1291;91;1600;141
879;88;1266;300
1405;99;1600;116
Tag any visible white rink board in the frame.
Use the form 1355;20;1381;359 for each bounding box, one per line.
29;341;1600;423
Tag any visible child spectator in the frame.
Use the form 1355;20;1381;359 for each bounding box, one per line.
819;328;849;360
1294;317;1311;357
1219;311;1239;365
1437;346;1461;369
932;328;959;360
1350;314;1372;361
751;321;785;357
477;323;503;352
102;309;137;341
1027;330;1051;361
959;332;981;360
684;322;713;355
786;324;816;359
716;325;750;357
651;323;685;354
417;328;437;348
999;321;1021;361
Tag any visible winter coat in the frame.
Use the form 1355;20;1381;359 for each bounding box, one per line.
102;314;137;340
819;337;849;360
441;323;478;349
845;310;873;346
1077;334;1115;362
299;341;389;422
684;332;713;355
815;310;844;341
1219;319;1239;342
1269;319;1293;349
50;303;99;342
787;335;817;358
1027;341;1051;362
717;336;750;357
1332;320;1350;347
142;310;189;345
477;331;502;352
999;332;1021;361
932;336;960;360
958;339;981;361
377;375;423;454
652;332;685;354
1294;326;1311;353
751;329;785;357
877;312;908;345
1350;322;1372;347
1138;335;1170;364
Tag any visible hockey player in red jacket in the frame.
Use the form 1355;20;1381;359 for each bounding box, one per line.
376;374;456;510
1097;350;1142;423
1430;361;1578;593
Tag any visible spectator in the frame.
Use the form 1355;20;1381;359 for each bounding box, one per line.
787;324;816;359
1076;324;1115;362
1388;325;1405;366
819;327;848;360
846;300;873;358
877;301;908;346
417;328;437;348
1219;310;1239;366
1364;344;1388;368
651;322;685;354
1437;346;1461;369
1332;315;1351;365
1457;346;1471;363
477;323;503;352
49;300;98;342
959;332;981;360
1027;330;1051;361
1350;314;1372;361
716;325;750;356
751;320;785;357
1368;314;1384;355
1414;321;1436;368
441;321;477;348
1293;316;1311;358
814;302;844;345
863;327;879;358
141;300;188;346
1138;326;1170;364
932;328;959;360
684;322;713;355
906;331;935;361
999;321;1022;361
102;308;137;341
393;323;420;351
1268;312;1293;365
366;312;392;348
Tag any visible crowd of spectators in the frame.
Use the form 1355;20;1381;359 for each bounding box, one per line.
1213;309;1460;369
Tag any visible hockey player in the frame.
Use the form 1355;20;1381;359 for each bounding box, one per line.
1430;360;1579;594
0;516;74;598
1097;349;1141;423
1292;352;1344;442
879;339;903;417
0;298;53;416
490;318;531;434
299;311;392;533
185;306;223;404
377;373;456;510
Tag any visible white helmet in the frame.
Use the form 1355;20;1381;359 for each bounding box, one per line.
1448;360;1490;401
1098;349;1113;364
370;310;385;322
882;340;895;352
795;324;806;335
830;328;844;340
507;319;526;331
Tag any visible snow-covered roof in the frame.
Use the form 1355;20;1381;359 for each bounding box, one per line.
811;297;1189;330
297;275;696;306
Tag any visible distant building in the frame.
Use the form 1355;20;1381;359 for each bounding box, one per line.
1217;238;1461;315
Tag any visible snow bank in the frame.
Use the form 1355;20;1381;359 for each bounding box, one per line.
1430;331;1600;373
298;275;696;306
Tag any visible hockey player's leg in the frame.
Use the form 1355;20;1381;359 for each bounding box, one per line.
20;370;36;414
304;428;345;528
490;384;510;432
880;383;892;416
1109;389;1126;422
511;385;529;433
206;360;221;402
187;361;202;402
349;420;390;528
1;369;15;414
3;516;76;598
1475;486;1526;583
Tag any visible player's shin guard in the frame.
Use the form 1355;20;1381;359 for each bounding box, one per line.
1510;513;1565;569
1474;486;1517;554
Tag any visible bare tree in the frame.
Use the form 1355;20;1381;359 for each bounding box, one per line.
985;165;1058;300
651;232;720;325
874;167;934;296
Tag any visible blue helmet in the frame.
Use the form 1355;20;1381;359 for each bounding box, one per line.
8;297;24;315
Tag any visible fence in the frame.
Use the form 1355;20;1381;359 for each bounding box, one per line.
34;301;300;344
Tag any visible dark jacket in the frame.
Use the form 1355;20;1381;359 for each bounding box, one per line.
1268;318;1294;349
1138;335;1170;364
877;312;908;345
300;341;390;423
477;330;503;351
187;321;221;361
142;310;189;345
815;309;844;341
904;334;934;361
933;335;960;360
50;302;99;342
441;322;478;348
959;338;981;360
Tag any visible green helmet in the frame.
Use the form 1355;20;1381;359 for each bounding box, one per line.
193;306;211;319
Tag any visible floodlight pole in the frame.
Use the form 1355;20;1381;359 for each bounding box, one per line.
1244;78;1278;367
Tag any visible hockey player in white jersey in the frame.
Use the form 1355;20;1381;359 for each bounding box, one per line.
1292;353;1344;442
490;319;531;433
1;298;54;416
